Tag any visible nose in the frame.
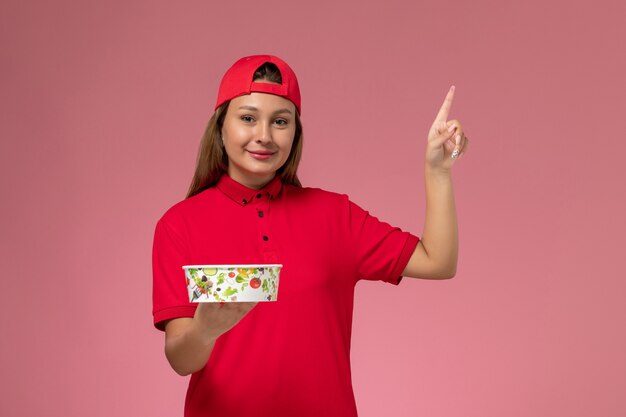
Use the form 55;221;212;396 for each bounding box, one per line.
254;120;272;144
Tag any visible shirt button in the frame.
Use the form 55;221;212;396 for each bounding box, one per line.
258;211;264;217
256;193;262;199
242;199;247;205
262;235;269;241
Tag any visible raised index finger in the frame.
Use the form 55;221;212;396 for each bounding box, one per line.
435;85;455;123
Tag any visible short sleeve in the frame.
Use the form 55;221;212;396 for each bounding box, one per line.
347;197;420;285
152;218;197;331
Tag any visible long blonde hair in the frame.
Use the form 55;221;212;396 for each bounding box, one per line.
185;62;303;198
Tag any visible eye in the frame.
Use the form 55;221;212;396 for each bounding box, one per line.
274;119;288;126
241;115;254;122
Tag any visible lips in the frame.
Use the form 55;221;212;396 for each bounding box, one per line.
248;150;275;155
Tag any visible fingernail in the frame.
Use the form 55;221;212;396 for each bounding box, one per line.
451;149;459;159
455;134;461;145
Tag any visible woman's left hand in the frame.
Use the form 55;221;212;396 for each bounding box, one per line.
425;85;469;173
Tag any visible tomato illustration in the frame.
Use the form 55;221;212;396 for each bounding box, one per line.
228;272;236;278
250;278;261;289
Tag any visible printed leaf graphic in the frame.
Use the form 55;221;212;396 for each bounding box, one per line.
223;287;238;297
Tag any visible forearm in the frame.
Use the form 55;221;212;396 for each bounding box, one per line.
165;319;218;376
421;168;458;278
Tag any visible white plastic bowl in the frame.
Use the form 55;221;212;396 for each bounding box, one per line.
182;264;282;302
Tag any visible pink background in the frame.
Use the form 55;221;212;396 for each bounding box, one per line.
2;0;625;416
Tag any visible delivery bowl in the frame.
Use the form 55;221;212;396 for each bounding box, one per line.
182;264;282;303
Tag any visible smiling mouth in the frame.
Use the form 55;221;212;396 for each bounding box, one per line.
248;151;275;160
247;150;275;155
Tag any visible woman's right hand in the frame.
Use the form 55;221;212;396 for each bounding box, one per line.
164;301;259;376
193;301;259;342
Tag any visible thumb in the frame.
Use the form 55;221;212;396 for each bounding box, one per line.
432;121;456;145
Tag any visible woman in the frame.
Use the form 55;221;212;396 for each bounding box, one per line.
152;54;468;416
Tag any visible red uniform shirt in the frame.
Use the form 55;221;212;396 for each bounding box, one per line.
152;173;420;416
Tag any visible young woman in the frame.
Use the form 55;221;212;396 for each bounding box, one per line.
152;54;468;417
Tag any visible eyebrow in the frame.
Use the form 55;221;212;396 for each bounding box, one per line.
237;105;293;115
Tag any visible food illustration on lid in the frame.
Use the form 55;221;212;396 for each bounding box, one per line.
183;265;281;303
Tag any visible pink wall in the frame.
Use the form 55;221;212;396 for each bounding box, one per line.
2;0;625;416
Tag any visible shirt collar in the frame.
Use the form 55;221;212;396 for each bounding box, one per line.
216;173;283;206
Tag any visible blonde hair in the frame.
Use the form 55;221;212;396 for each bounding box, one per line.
185;63;303;199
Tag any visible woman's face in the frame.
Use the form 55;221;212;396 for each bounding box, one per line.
221;88;297;189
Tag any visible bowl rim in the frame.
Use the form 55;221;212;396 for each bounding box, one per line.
182;264;282;269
